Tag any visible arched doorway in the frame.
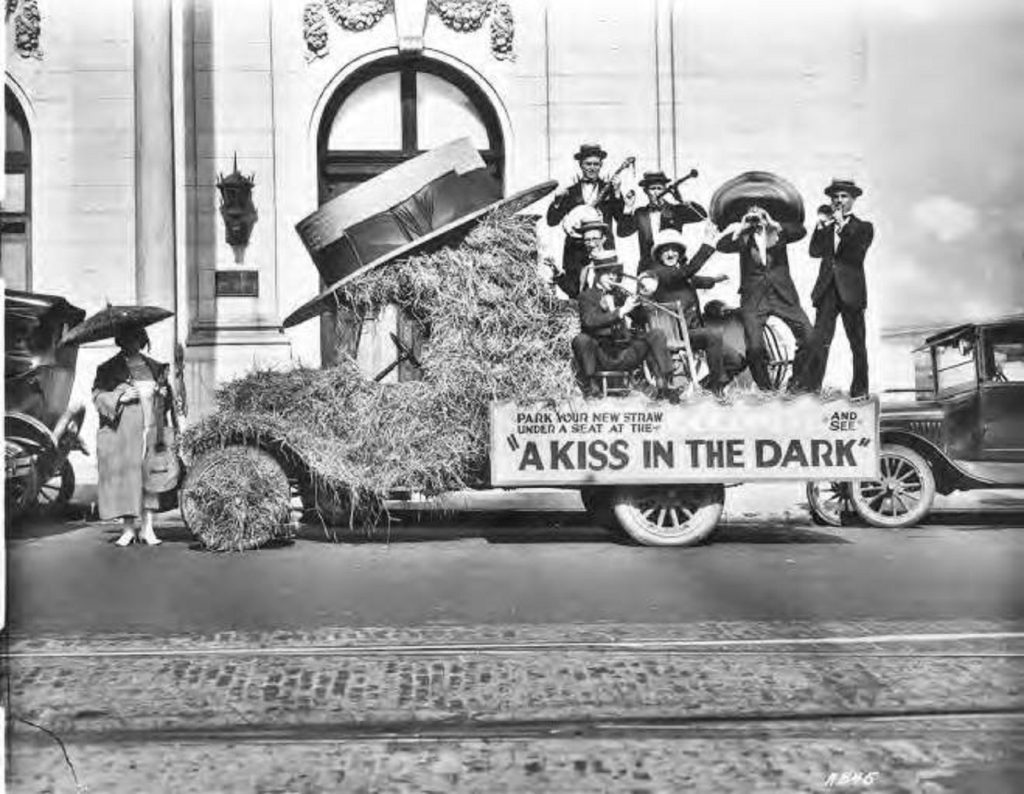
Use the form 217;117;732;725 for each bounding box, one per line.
3;86;32;290
316;57;505;370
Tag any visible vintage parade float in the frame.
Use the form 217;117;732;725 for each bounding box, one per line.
178;139;881;550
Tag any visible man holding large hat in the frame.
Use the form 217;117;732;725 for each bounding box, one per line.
571;251;674;399
546;143;627;298
807;178;875;397
618;170;707;269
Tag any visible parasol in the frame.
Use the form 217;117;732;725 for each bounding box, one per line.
709;171;805;229
59;303;174;346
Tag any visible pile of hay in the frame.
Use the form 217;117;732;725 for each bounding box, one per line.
181;210;578;547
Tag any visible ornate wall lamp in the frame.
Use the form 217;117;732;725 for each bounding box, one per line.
216;153;258;263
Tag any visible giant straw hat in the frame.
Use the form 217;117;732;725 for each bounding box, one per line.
284;138;556;328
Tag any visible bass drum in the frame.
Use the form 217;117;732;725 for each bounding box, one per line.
702;302;792;390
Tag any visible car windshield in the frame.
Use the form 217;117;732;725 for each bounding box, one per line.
934;333;977;393
983;325;1024;383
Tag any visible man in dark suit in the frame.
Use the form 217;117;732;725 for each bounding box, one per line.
618;170;706;269
716;204;816;392
807;179;875;397
639;226;744;394
571;252;674;399
546;143;626;298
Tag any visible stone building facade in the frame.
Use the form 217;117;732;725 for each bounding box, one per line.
5;0;1022;483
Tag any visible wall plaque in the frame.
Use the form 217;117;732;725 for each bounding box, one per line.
215;270;259;297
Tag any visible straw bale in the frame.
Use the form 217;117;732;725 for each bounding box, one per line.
181;210;577;542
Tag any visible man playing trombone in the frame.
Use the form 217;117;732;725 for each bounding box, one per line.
618;170;707;269
546;143;628;298
571;251;675;400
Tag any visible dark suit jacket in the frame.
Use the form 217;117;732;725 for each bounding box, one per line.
716;222;806;310
640;243;716;326
617;202;706;268
809;214;874;310
578;286;646;343
546;180;625;238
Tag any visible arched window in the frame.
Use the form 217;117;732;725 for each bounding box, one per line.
318;56;504;202
316;58;504;373
3;87;32;290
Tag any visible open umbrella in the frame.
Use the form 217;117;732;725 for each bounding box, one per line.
709;171;805;229
59;303;173;346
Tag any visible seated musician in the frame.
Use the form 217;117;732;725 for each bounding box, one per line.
639;225;745;395
571;251;675;400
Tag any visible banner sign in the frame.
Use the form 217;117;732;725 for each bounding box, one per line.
490;395;879;486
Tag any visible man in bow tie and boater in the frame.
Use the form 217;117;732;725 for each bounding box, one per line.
618;170;707;269
807;179;875;398
546;143;627;298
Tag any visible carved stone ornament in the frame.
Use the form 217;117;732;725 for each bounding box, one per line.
6;0;43;59
216;154;258;263
302;0;514;62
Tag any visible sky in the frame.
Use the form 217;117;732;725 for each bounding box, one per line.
862;0;1024;330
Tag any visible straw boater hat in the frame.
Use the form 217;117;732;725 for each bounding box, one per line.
650;228;688;263
573;143;608;162
824;178;863;198
284;138;557;328
577;219;609;237
580;250;623;292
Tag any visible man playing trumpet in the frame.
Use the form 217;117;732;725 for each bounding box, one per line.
806;179;874;398
546;143;627;298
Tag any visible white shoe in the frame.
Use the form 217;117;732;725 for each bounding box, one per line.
115;528;136;546
139;515;162;546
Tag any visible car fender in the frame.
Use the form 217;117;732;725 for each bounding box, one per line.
880;429;977;494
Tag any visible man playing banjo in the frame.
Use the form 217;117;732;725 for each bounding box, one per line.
546;143;629;298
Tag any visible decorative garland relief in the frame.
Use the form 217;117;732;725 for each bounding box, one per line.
303;0;514;62
6;0;43;59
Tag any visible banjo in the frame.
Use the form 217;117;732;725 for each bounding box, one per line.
561;156;636;238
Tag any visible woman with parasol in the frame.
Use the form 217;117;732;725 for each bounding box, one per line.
66;305;176;546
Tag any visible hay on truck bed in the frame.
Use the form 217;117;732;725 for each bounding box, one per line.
180;210;579;549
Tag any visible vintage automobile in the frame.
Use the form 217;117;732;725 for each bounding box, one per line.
5;289;88;522
807;315;1024;528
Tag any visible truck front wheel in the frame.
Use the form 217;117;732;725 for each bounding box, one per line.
612;484;724;546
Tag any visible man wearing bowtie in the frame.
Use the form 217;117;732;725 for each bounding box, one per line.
807;179;875;398
716;204;816;392
546;143;626;298
617;170;706;269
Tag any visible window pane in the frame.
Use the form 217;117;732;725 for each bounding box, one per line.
417;72;489;150
5;108;27;154
1;232;29;290
985;326;1024;383
935;336;977;392
327;72;402;151
2;173;26;213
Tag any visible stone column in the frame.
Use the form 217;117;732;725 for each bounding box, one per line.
133;0;177;358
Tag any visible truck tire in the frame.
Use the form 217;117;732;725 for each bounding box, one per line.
850;443;936;528
612;484;724;547
805;480;852;527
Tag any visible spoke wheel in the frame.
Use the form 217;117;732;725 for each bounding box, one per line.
850;443;935;528
34;459;75;517
806;480;852;527
612;484;724;547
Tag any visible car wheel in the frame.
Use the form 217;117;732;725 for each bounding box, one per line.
34;459;76;517
805;480;851;527
612;484;724;547
850;443;936;528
